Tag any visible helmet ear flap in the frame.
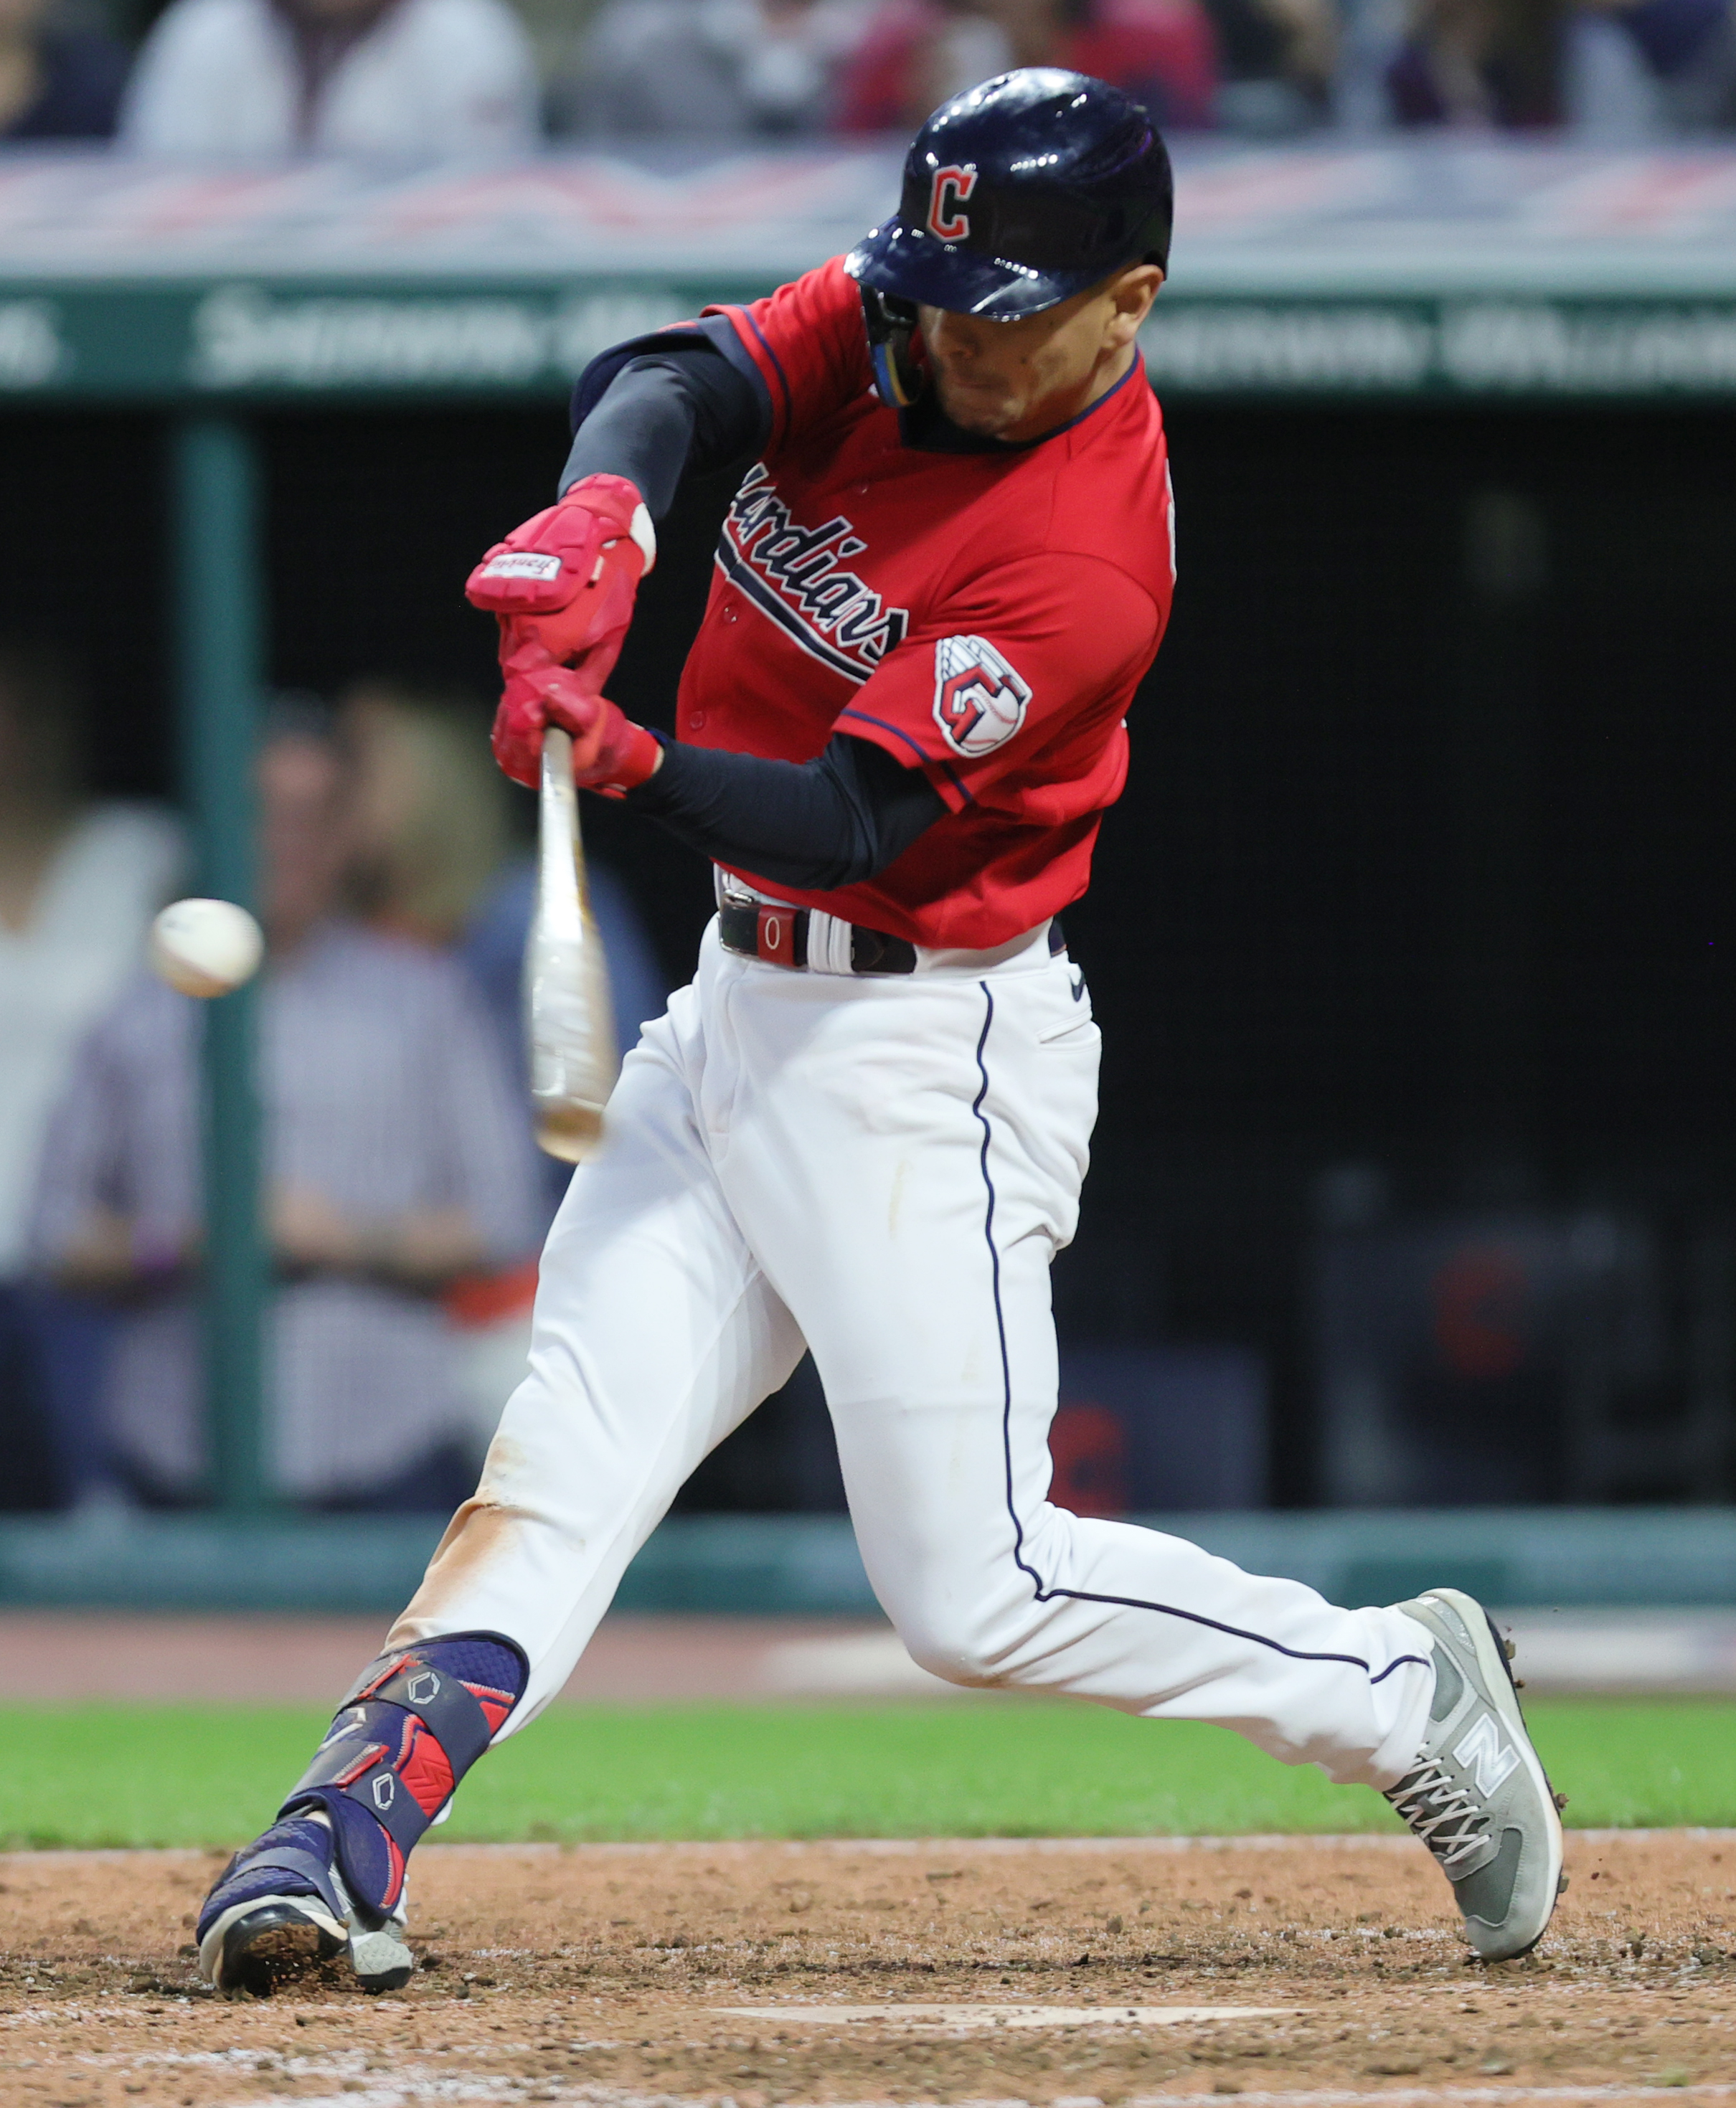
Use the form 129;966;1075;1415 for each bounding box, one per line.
860;285;924;409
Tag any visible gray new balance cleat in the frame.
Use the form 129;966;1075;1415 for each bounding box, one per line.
1384;1587;1565;1962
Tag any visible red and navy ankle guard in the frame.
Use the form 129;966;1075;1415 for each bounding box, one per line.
282;1632;525;1921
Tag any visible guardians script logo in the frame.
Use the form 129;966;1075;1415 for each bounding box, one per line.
717;464;908;684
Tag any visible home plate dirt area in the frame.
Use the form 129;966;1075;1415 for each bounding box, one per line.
2;1835;1732;2108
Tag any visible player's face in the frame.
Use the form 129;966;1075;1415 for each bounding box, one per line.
918;264;1163;443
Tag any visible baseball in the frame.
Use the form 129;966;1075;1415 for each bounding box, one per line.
148;897;265;998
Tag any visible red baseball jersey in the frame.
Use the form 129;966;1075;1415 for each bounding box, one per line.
684;255;1176;951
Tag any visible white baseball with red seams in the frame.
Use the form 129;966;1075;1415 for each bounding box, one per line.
392;916;1434;1790
148;897;264;998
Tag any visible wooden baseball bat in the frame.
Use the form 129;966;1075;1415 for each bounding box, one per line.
527;726;620;1162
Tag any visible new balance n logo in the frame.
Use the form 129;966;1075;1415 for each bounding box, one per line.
1453;1714;1520;1797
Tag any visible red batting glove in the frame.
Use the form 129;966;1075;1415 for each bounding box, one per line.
490;651;662;796
490;646;555;788
466;472;656;693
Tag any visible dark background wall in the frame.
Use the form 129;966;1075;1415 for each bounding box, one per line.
5;397;1733;1502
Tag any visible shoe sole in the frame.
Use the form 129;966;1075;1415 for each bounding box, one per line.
199;1896;344;1994
1420;1586;1565;1961
199;1894;413;1996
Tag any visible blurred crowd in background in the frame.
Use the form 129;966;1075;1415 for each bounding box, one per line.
0;643;667;1515
2;0;1735;157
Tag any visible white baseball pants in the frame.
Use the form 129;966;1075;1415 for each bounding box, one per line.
392;919;1433;1790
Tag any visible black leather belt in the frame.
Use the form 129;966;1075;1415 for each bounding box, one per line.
717;898;917;975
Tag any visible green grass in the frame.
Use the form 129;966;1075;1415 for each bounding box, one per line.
0;1699;1728;1851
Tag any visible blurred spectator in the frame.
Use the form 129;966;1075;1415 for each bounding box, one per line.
1384;0;1565;123
343;681;514;947
0;645;181;1508
1566;0;1736;133
339;678;667;1077
559;0;870;136
31;706;542;1512
0;0;131;138
339;679;666;1459
834;0;1218;135
118;0;538;156
1332;0;1410;126
1206;0;1336;128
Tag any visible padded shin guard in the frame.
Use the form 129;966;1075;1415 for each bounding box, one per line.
282;1632;525;1922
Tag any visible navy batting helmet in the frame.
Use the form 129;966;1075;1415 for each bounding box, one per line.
846;69;1173;326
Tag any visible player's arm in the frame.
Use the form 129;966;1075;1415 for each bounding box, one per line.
468;331;769;788
834;553;1164;813
547;252;865;520
468;264;869;788
556;330;767;514
497;643;946;880
626;732;947;888
509;547;1157;861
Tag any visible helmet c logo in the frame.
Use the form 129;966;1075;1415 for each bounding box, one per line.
928;164;978;242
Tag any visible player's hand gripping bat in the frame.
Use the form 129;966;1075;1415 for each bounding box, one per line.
527;726;620;1161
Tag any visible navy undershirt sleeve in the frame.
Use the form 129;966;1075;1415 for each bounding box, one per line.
559;327;768;511
624;732;947;891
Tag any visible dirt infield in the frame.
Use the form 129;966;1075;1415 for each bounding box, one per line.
1;1833;1732;2107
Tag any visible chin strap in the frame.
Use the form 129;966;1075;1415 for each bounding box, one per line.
282;1632;526;1922
859;283;925;409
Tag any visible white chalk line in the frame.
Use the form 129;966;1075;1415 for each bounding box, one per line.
62;2046;1736;2108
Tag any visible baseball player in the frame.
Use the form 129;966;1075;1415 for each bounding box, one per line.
195;69;1565;1995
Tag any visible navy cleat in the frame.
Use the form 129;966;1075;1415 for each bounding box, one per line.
196;1809;412;1995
